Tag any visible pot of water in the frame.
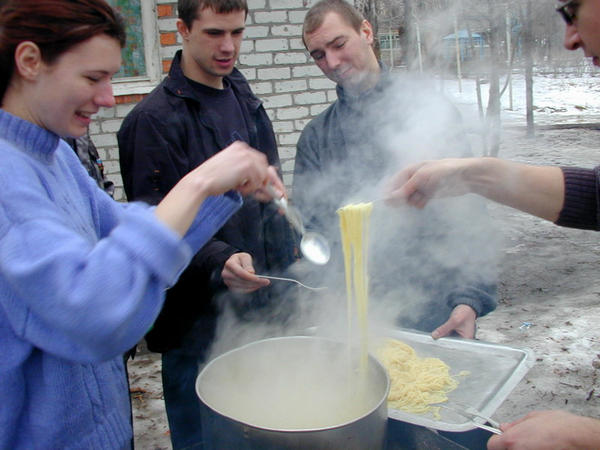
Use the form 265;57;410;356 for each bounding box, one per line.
196;336;389;449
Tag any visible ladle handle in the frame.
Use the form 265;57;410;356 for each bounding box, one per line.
266;184;305;235
265;184;285;208
266;184;287;209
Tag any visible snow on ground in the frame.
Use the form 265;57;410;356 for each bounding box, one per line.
442;71;600;127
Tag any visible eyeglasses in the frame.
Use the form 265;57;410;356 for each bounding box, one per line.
556;0;579;25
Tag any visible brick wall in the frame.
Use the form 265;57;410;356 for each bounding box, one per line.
92;0;335;201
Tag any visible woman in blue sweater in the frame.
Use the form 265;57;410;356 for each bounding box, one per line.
0;0;285;448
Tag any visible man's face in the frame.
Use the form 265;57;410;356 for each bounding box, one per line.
561;0;600;66
304;12;379;93
177;7;246;88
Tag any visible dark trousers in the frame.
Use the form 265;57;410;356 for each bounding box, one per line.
162;348;206;450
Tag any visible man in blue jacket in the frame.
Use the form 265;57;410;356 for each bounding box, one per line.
118;0;296;447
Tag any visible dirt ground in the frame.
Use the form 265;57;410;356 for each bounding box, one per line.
127;124;600;449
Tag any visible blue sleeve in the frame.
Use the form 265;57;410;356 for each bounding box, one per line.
0;203;187;362
182;191;243;254
0;182;240;363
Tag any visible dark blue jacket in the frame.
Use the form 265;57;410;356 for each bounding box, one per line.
118;51;296;352
293;67;497;333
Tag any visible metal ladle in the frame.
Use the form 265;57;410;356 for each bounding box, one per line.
266;185;331;265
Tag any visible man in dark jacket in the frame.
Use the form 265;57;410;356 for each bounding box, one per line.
295;0;497;341
295;2;497;448
117;0;296;447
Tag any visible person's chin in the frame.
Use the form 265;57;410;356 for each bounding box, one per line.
339;78;362;92
337;69;353;83
69;118;90;137
64;126;87;139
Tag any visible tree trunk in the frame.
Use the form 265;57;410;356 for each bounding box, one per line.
465;25;484;120
485;0;502;157
399;0;419;70
523;0;535;136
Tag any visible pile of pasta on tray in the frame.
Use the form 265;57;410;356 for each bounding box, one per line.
376;338;467;418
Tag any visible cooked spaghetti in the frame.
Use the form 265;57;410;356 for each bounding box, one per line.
376;338;460;417
337;202;373;371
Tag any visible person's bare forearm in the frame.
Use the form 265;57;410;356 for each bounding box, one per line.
464;158;565;222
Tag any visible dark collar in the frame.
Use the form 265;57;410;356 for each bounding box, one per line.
164;50;262;111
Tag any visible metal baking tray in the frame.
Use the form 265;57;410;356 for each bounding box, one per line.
381;328;534;432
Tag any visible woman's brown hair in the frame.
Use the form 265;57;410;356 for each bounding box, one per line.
0;0;126;102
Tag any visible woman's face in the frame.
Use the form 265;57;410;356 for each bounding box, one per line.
27;34;122;138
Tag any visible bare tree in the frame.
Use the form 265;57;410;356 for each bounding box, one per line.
521;0;535;136
373;0;598;156
399;0;419;70
483;0;503;156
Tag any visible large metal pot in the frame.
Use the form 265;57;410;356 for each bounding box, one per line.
196;336;390;449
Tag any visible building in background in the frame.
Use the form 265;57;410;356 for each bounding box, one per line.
442;29;485;63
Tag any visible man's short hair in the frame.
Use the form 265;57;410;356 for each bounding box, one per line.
303;0;364;43
178;0;248;28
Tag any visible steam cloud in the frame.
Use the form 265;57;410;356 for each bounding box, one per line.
205;71;501;365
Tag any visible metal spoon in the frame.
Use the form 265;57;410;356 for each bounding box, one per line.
266;185;331;265
256;274;327;291
434;401;503;435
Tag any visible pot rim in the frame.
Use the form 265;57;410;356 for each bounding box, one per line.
196;335;390;433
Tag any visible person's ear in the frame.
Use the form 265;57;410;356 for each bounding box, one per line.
360;19;374;45
14;41;43;81
176;18;191;40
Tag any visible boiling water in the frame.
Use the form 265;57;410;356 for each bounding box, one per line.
197;338;384;430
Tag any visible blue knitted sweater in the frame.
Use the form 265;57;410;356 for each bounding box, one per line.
0;109;241;449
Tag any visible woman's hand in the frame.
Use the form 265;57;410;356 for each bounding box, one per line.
155;141;284;237
189;141;273;197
